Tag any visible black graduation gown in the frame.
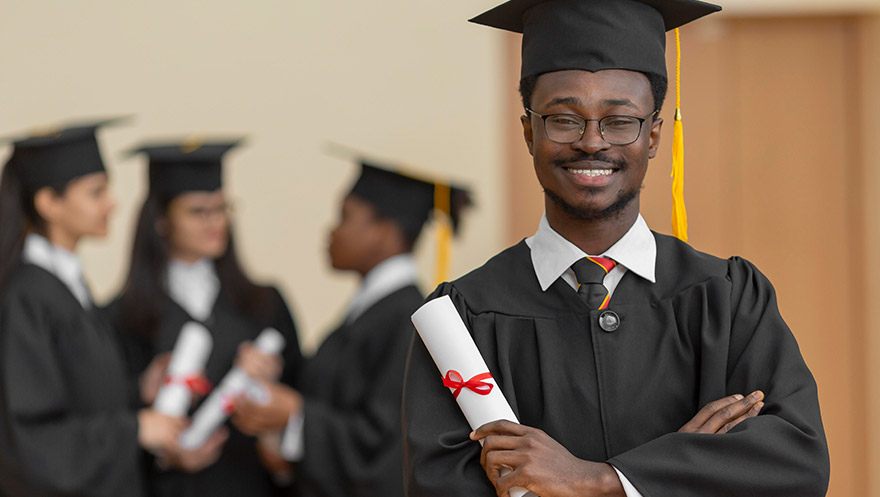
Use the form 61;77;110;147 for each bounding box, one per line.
0;264;144;497
294;285;423;497
403;234;830;497
103;286;303;497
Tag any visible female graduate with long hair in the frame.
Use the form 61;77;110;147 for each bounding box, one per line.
0;120;186;497
104;139;304;496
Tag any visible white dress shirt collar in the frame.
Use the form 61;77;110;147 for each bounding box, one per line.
525;212;657;292
166;258;220;322
345;253;418;324
21;233;92;308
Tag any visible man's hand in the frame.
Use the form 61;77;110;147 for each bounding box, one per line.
231;381;303;436
469;392;764;496
470;420;625;497
236;342;284;382
678;391;765;434
160;427;229;473
140;353;172;405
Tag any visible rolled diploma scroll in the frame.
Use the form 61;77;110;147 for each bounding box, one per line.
411;295;536;497
153;321;213;417
180;327;286;449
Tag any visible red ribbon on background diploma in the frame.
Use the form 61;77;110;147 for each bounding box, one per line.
164;375;213;396
443;370;495;399
220;393;236;415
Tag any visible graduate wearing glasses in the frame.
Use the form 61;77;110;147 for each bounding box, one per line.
104;139;304;497
402;1;830;496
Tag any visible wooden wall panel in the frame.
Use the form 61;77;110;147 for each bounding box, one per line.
855;15;880;497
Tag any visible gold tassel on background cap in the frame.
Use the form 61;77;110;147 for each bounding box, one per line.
433;183;452;286
181;134;205;154
670;28;688;242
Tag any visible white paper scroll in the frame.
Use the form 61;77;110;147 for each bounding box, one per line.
179;327;286;449
153;322;213;417
411;295;536;497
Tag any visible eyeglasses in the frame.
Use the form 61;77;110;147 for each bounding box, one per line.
183;202;234;220
526;108;658;145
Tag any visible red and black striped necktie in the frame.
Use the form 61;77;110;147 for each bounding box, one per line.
571;256;617;310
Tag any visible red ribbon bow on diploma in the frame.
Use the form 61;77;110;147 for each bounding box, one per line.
164;375;213;396
220;393;237;415
443;370;494;399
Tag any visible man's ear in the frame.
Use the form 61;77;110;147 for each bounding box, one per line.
33;187;62;223
521;114;535;157
647;117;664;159
376;219;408;254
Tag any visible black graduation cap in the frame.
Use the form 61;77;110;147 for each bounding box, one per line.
3;117;124;191
349;161;472;243
470;0;721;81
329;144;473;284
128;138;244;199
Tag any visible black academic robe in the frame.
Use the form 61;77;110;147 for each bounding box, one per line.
403;234;830;497
0;264;144;497
103;286;303;497
294;285;423;497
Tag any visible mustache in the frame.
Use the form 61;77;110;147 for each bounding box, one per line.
552;152;626;169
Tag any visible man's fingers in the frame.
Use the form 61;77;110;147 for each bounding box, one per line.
471;420;528;441
480;434;524;468
484;448;523;474
482;434;524;452
718;401;765;434
679;394;744;432
702;390;764;434
679;391;766;434
492;466;527;497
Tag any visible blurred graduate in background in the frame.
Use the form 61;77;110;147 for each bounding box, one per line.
103;138;304;496
231;150;472;497
0;119;186;497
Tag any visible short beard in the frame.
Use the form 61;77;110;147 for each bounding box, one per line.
544;185;640;222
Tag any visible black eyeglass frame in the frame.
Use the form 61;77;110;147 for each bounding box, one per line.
525;108;660;145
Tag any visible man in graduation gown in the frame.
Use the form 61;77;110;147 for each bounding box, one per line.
232;158;472;497
402;1;830;496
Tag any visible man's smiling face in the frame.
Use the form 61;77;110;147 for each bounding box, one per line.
522;69;663;221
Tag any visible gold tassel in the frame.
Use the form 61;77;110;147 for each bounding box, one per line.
433;183;452;286
670;28;688;242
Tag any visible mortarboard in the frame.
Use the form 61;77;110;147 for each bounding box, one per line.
3;117;126;191
470;0;720;81
329;144;473;284
350;162;471;241
128;137;244;199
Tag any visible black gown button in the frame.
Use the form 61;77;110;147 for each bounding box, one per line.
598;310;620;332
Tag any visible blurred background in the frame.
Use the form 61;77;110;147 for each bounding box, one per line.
1;0;878;495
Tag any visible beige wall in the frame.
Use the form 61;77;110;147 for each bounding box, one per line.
0;0;504;353
724;0;880;15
